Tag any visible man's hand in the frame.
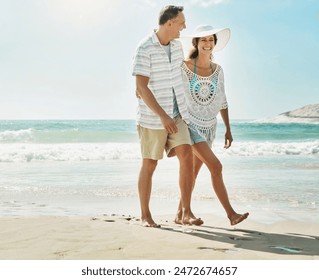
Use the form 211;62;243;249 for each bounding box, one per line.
160;114;178;134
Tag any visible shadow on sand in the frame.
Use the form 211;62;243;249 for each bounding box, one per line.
160;225;319;256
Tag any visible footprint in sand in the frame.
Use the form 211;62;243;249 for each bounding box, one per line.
197;247;237;253
229;236;252;241
53;250;69;257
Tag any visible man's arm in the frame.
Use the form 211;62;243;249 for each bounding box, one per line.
136;75;178;134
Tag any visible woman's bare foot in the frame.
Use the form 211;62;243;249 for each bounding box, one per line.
229;212;249;226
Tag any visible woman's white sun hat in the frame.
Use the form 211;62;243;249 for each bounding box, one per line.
179;25;231;55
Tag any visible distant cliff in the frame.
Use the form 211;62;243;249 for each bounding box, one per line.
255;104;319;123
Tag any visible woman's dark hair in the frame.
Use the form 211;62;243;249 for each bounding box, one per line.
158;5;184;25
189;34;217;59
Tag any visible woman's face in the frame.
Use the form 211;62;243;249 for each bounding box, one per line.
197;35;215;55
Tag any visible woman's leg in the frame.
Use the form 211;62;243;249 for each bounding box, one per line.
192;142;249;225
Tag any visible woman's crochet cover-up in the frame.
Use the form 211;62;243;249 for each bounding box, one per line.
181;62;228;143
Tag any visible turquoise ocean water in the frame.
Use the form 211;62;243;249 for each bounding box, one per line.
0;119;318;223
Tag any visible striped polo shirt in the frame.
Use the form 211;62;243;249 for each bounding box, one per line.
132;31;189;129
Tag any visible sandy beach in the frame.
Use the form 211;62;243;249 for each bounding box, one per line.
0;214;318;260
1;120;318;262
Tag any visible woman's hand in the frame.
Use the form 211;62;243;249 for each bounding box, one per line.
224;130;233;149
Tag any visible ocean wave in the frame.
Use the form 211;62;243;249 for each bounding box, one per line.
220;141;319;157
0;128;138;143
1;120;318;144
0;129;34;142
0;141;318;162
0;143;141;162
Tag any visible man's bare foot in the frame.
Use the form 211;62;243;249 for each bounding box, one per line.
182;216;204;226
174;210;183;225
174;210;204;226
229;212;249;226
174;216;183;225
142;218;161;228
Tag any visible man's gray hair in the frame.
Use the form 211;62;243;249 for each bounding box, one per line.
158;5;184;25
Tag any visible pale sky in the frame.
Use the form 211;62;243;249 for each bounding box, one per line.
0;0;318;120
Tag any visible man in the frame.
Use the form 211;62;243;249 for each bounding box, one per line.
132;5;202;227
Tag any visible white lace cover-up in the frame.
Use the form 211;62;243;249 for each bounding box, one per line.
181;62;228;143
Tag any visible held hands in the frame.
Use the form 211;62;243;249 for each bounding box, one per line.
224;130;233;149
160;114;178;134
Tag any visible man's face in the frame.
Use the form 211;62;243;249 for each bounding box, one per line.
169;11;186;39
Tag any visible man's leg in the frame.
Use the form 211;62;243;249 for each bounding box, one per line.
174;144;202;225
175;153;204;224
137;125;167;227
138;158;160;227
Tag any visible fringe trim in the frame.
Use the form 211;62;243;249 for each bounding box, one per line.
189;122;216;143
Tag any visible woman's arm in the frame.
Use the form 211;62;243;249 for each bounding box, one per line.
220;108;233;148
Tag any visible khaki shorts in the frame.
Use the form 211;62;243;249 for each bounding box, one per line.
137;116;191;160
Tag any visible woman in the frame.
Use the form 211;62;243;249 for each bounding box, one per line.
176;25;249;226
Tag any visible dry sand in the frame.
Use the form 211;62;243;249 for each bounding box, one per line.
0;214;318;260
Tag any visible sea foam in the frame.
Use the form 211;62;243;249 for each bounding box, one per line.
0;141;318;162
0;129;34;142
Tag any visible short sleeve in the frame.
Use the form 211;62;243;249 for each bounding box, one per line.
175;39;185;60
181;65;189;92
132;45;151;78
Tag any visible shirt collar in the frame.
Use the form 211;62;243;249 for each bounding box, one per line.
151;30;175;47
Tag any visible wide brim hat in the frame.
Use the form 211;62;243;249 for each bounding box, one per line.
179;25;231;55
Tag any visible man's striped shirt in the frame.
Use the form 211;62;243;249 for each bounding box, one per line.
132;31;189;129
